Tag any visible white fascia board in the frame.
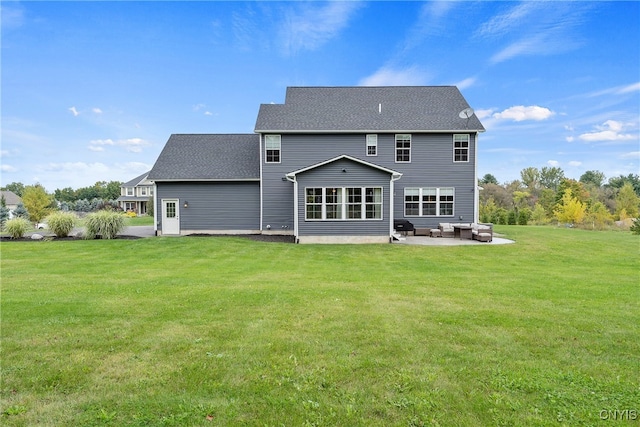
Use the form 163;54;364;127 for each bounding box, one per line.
255;129;486;134
286;154;403;178
149;178;260;182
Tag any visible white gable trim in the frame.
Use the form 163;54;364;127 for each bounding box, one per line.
285;154;403;180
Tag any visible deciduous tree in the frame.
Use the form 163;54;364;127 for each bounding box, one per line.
22;185;54;224
615;183;640;219
554;189;586;225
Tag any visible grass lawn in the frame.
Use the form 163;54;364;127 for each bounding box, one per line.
1;226;638;426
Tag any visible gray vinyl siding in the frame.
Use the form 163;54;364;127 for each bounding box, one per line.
156;181;259;232
261;133;477;231
294;158;391;237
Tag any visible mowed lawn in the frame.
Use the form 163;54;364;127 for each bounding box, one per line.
1;227;638;426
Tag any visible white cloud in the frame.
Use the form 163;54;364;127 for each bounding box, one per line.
92;107;103;114
69;106;80;117
359;66;430;86
547;160;560;167
204;111;213;116
475;109;495;120
578;120;636;142
568;161;582;167
566;136;575;143
493;105;555;122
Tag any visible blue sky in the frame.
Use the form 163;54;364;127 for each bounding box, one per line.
2;1;638;192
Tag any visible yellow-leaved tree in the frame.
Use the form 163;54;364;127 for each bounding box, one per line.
553;189;586;225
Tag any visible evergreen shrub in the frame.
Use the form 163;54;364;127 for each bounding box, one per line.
84;210;126;239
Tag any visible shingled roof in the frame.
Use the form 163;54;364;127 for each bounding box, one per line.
148;134;260;181
254;86;485;133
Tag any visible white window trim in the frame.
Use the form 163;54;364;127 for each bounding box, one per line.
395;134;411;163
126;187;134;196
265;134;281;164
366;134;378;156
404;187;455;217
305;187;383;221
453;134;470;163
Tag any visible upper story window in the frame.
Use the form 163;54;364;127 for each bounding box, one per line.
366;134;377;156
395;134;411;162
126;187;134;196
140;187;148;196
265;135;281;163
454;134;469;162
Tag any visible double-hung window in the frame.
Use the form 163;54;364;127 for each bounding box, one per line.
126;187;134;196
366;134;378;156
265;135;281;163
453;134;469;162
305;187;382;220
395;134;411;162
404;187;455;217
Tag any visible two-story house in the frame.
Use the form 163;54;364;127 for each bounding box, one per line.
117;171;153;215
148;86;485;243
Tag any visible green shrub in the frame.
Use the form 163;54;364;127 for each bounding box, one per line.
631;218;640;235
84;210;126;239
46;211;77;237
4;217;31;239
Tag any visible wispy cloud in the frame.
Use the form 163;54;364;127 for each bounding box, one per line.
620;151;640;159
278;1;363;56
69;106;80;117
359;66;430;86
88;137;151;153
478;2;589;64
586;82;640;97
0;3;25;30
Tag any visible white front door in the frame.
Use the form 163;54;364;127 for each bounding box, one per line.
162;199;180;235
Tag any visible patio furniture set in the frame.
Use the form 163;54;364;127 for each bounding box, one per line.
413;222;493;242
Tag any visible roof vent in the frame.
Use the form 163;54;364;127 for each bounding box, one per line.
378;103;382;114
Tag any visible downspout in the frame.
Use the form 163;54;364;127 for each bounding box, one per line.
286;174;298;241
390;172;403;240
152;182;158;236
474;132;479;223
259;134;264;232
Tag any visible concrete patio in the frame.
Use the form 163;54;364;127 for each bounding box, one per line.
394;235;514;246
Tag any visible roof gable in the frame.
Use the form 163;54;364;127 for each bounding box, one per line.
122;171;150;187
255;86;485;133
1;190;21;205
148;134;260;181
286;155;402;180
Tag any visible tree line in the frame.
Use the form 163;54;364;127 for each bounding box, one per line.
479;167;640;229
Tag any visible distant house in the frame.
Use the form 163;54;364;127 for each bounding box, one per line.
148;86;485;243
116;171;153;215
1;190;22;217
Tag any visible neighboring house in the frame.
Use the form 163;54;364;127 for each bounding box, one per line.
117;171;153;215
1;190;21;218
148;86;485;243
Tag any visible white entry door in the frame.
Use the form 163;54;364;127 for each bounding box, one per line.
162;199;180;235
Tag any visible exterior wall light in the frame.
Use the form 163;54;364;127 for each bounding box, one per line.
183;201;189;208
